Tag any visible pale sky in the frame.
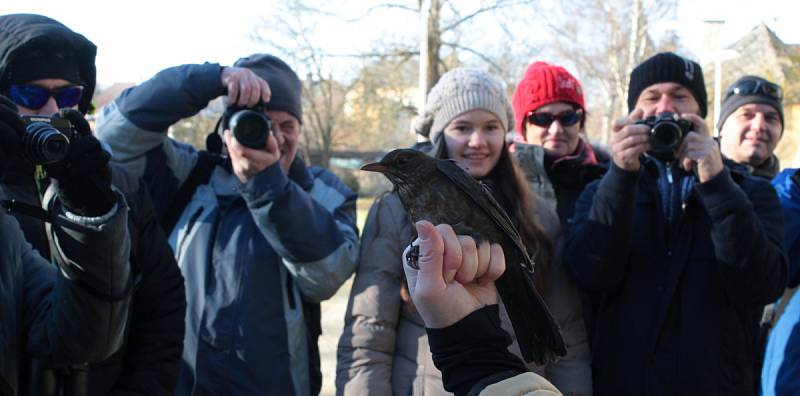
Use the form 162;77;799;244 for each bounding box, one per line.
2;0;799;87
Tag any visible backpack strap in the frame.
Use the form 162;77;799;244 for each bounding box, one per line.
160;150;222;233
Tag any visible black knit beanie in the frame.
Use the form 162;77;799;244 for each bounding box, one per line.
233;54;302;123
6;46;84;88
717;75;784;134
627;52;707;118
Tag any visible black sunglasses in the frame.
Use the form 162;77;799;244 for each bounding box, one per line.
527;109;584;127
7;84;84;110
724;79;783;102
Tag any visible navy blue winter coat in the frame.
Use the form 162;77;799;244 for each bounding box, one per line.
95;63;359;396
565;159;787;396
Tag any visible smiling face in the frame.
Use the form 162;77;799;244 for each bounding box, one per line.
442;109;505;178
719;103;782;166
524;101;582;158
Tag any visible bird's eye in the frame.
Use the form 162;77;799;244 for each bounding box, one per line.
397;155;410;165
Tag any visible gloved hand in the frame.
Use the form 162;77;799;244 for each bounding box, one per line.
0;95;25;174
46;109;116;217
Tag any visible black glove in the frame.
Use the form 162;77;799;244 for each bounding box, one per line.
0;95;25;174
46;109;116;217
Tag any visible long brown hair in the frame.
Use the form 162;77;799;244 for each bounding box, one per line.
487;145;553;293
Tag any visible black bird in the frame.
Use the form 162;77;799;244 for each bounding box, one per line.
362;148;566;364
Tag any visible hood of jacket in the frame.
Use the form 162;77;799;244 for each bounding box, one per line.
0;13;96;114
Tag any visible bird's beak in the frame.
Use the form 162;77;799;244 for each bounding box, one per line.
361;162;387;173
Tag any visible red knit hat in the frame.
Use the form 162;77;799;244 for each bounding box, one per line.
512;61;585;141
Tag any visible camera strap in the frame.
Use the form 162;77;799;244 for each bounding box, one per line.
0;199;57;224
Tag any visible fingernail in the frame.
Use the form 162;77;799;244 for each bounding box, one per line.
416;221;431;241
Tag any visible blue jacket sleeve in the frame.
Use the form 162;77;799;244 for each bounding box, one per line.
239;160;359;303
773;169;800;287
564;163;640;292
95;63;225;217
696;168;787;306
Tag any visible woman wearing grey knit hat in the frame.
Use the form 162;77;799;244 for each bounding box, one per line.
337;67;581;395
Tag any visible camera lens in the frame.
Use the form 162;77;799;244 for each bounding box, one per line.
230;110;271;149
650;121;682;153
24;122;70;164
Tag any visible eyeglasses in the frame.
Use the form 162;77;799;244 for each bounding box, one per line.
7;84;84;110
724;79;783;102
527;109;584;127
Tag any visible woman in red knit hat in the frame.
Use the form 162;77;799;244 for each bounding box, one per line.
512;61;608;228
509;61;608;396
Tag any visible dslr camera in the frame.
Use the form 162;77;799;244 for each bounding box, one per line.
635;112;693;158
224;103;273;150
20;115;74;165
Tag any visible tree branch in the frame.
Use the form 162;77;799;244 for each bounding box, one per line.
440;41;503;71
441;0;527;32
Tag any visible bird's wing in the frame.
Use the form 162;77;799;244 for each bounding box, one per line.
435;158;566;364
435;159;534;273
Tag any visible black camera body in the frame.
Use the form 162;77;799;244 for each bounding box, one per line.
20;115;75;165
224;103;273;150
635;112;693;158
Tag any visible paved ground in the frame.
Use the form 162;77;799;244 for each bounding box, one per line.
319;277;353;396
319;197;371;395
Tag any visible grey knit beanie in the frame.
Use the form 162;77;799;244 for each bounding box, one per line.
414;67;514;139
234;53;303;123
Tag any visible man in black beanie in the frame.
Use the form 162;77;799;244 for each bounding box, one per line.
0;13;187;396
718;75;785;179
94;55;359;396
564;51;787;395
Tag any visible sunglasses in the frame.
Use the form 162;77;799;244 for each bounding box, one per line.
7;84;84;110
527;109;584;127
724;79;783;102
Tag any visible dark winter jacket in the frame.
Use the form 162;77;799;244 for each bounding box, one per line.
513;140;607;230
0;13;186;395
1;162;186;396
0;184;132;396
760;168;800;396
565;158;787;396
95;63;359;396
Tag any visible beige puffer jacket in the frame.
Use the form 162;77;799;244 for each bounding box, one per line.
336;190;591;395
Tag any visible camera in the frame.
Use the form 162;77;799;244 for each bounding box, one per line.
20;115;74;165
635;112;693;158
225;103;273;150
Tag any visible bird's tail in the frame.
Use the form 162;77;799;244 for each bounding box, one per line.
498;257;566;365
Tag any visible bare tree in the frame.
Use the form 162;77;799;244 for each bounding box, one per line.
252;1;351;168
540;0;679;145
252;0;538;151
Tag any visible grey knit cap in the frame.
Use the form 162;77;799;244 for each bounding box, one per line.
414;67;514;139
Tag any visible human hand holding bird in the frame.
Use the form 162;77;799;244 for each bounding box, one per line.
362;148;565;364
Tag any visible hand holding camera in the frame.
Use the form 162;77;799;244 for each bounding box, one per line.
613;110;723;182
673;113;723;183
44;109;116;217
220;67;283;183
611;108;651;172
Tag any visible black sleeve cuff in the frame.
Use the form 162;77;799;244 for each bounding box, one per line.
427;305;529;396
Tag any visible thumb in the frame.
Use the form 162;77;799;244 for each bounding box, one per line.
414;220;446;291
